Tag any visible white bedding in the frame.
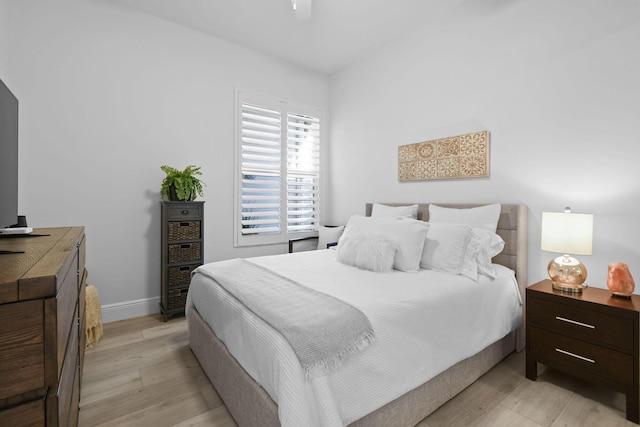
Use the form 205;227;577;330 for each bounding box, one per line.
186;249;523;427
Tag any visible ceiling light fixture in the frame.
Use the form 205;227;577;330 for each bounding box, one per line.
292;0;312;20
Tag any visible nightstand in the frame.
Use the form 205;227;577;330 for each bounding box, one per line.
526;279;640;424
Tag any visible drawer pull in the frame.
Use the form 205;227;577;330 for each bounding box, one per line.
556;348;595;363
555;316;595;329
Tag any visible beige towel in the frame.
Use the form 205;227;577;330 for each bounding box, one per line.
86;284;103;348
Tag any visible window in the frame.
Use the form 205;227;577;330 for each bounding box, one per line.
235;92;322;246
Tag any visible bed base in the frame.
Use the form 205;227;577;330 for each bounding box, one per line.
189;306;515;427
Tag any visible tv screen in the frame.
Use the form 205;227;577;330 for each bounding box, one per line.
0;77;18;230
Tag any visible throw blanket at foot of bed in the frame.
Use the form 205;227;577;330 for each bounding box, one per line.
193;258;375;378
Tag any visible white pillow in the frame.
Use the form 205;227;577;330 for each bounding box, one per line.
317;226;345;250
343;215;429;272
371;203;419;219
474;229;505;278
428;204;501;232
336;231;397;272
421;223;480;280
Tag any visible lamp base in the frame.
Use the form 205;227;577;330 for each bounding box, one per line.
551;281;588;293
548;254;588;293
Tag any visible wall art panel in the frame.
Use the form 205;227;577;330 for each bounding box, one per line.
398;130;489;181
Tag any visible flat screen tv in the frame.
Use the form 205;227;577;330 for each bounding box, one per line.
0;77;19;231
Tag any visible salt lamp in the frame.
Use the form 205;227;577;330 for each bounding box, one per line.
607;262;635;298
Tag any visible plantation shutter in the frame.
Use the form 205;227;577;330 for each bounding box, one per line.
287;111;320;232
236;91;322;246
240;103;282;235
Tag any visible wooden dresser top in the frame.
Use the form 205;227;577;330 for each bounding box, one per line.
0;227;84;304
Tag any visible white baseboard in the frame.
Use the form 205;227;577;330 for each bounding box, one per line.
101;296;161;323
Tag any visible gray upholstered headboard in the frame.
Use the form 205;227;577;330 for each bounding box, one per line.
366;203;528;350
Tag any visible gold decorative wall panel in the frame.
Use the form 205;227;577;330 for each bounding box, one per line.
398;130;489;182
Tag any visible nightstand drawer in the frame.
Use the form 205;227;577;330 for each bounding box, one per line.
528;297;633;352
529;326;633;387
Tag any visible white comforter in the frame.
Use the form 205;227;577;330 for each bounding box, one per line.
186;249;522;427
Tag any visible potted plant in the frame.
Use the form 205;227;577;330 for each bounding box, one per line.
160;165;204;201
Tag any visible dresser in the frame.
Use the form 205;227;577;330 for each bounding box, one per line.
160;201;204;321
0;227;87;427
526;279;639;423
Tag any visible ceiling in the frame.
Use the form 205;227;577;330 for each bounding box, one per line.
107;0;472;74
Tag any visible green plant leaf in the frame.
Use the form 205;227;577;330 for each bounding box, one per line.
160;164;205;201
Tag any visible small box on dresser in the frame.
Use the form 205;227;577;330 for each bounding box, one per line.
160;201;204;321
0;227;87;427
526;279;640;424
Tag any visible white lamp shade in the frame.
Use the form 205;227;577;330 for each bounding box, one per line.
541;211;593;255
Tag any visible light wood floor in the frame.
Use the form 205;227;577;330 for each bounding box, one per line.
79;314;636;427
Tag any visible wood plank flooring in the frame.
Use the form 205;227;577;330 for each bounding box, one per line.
79;315;636;427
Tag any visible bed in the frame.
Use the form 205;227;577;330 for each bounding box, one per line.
187;203;528;427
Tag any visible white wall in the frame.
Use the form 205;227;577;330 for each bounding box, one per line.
0;0;9;80
7;0;328;320
329;0;640;288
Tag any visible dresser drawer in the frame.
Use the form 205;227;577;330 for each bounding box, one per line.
166;203;203;221
168;243;201;264
56;254;79;378
168;220;201;241
57;305;79;427
167;287;189;310
79;282;87;377
0;299;45;400
529;326;633;387
528;297;633;352
167;264;200;288
0;399;45;427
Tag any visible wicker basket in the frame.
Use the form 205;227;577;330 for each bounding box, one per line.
168;221;201;241
167;288;188;310
168;242;201;264
167;264;199;288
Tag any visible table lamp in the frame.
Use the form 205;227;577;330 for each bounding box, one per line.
541;208;594;293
